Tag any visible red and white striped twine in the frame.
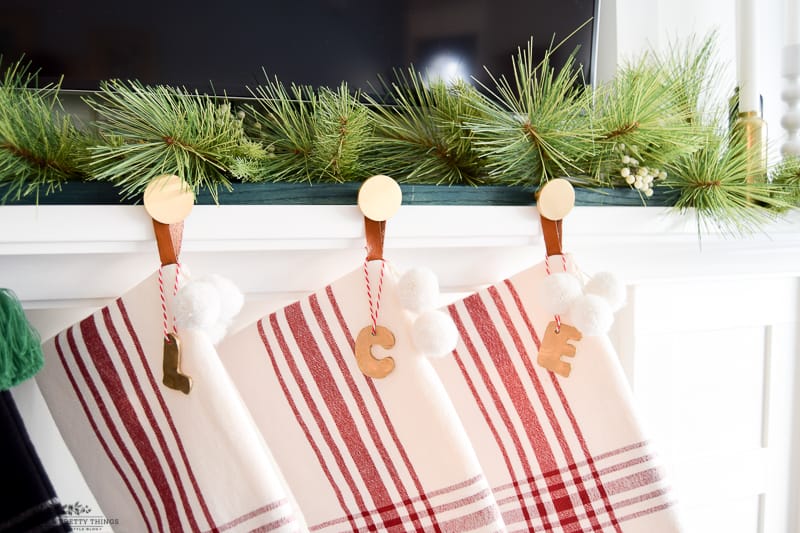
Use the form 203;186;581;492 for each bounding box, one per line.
158;263;181;341
363;257;386;335
544;255;568;333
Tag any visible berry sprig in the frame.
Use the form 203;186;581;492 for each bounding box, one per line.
615;143;668;198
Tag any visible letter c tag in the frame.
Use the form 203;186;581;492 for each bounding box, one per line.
354;325;396;379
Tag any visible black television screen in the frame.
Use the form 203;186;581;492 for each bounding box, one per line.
0;0;599;96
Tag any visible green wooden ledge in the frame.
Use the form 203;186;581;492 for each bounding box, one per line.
1;181;679;207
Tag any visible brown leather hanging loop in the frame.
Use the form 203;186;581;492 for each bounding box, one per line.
364;217;386;261
152;220;184;266
540;216;563;258
358;175;401;261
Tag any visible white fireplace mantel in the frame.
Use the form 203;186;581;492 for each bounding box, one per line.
3;204;799;310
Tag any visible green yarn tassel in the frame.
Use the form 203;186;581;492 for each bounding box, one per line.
0;289;43;390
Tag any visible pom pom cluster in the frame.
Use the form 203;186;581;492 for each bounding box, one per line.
537;269;625;336
397;268;458;358
173;274;244;344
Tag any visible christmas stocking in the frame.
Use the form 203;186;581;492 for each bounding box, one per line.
429;256;681;532
219;261;505;532
36;264;303;532
0;390;72;532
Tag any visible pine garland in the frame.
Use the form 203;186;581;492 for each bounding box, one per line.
0;31;796;233
0;61;88;202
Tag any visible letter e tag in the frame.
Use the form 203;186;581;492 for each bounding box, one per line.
537;321;582;377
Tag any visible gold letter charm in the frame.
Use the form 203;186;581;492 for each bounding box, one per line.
354;326;396;379
537;321;582;378
163;333;192;394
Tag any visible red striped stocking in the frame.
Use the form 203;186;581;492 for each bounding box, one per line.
220;261;505;532
37;265;302;532
431;259;682;532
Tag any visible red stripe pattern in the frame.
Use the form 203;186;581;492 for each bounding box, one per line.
38;267;301;533
224;263;505;532
436;261;680;532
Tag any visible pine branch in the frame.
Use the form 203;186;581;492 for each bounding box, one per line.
244;79;317;182
365;70;487;185
246;80;371;183
311;84;372;182
665;132;792;235
467;41;595;186
589;57;707;186
0;60;88;202
84;81;263;200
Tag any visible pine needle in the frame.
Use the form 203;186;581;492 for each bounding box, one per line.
84;81;263;200
365;70;486;185
654;32;726;127
0;59;88;202
467;40;595;186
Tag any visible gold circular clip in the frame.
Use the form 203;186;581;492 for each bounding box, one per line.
358;175;402;222
536;178;575;221
143;174;195;224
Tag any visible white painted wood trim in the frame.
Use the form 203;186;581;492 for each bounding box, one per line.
2;205;799;274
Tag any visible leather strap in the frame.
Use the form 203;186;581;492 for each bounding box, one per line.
540;215;563;257
364;217;386;261
152;219;183;266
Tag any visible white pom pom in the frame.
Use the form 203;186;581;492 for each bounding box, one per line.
568;294;614;336
538;272;583;315
202;274;244;321
173;280;221;330
584;272;626;311
411;310;459;357
204;322;229;345
397;268;440;313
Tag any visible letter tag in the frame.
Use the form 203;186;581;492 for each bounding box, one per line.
163;333;192;394
537;321;582;377
354;325;396;379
